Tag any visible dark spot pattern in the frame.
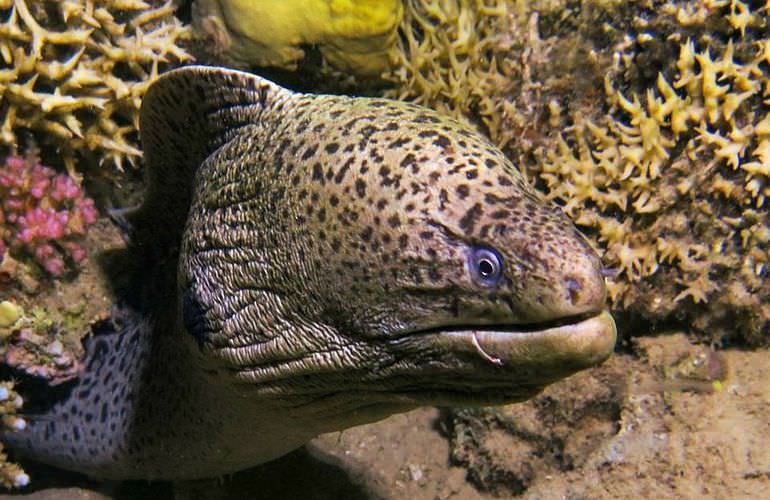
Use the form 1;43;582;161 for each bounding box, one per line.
355;179;367;198
8;66;605;482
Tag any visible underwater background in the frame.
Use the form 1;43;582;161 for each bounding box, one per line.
0;0;768;497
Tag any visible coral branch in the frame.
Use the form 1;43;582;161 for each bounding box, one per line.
0;0;192;173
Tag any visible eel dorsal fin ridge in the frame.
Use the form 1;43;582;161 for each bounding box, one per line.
130;65;290;255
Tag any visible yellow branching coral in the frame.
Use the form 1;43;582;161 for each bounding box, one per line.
543;33;770;278
385;0;769;343
533;0;769;342
383;0;510;140
0;0;192;174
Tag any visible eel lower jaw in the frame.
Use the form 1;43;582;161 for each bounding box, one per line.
388;310;617;406
440;309;617;367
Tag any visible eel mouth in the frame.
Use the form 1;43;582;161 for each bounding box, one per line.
427;309;616;366
230;311;616;410
386;310;617;406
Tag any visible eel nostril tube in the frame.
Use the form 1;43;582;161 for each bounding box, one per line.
565;277;582;304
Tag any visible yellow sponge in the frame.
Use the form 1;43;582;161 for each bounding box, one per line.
193;0;403;75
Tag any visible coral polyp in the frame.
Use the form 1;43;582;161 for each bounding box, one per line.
0;152;97;276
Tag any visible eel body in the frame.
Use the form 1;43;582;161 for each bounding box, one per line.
4;66;616;480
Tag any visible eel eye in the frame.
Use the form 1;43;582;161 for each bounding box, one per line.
469;247;504;287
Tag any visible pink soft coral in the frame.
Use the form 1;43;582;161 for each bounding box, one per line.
0;153;97;277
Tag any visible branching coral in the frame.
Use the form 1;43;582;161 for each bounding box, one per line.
385;0;769;344
0;0;192;174
383;0;511;138
533;1;769;343
0;151;97;276
516;1;770;342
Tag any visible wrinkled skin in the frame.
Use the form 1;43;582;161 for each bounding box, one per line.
4;67;615;480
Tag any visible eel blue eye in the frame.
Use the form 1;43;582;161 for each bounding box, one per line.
469;247;504;287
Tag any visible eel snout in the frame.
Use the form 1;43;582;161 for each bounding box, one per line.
502;233;616;370
422;230;617;403
548;242;608;319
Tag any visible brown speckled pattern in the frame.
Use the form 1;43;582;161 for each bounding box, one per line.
4;67;609;480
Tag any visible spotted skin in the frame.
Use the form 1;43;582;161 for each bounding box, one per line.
3;67;615;480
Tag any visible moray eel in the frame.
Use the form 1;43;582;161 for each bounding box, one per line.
4;66;616;480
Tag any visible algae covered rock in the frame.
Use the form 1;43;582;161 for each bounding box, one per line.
443;334;768;498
